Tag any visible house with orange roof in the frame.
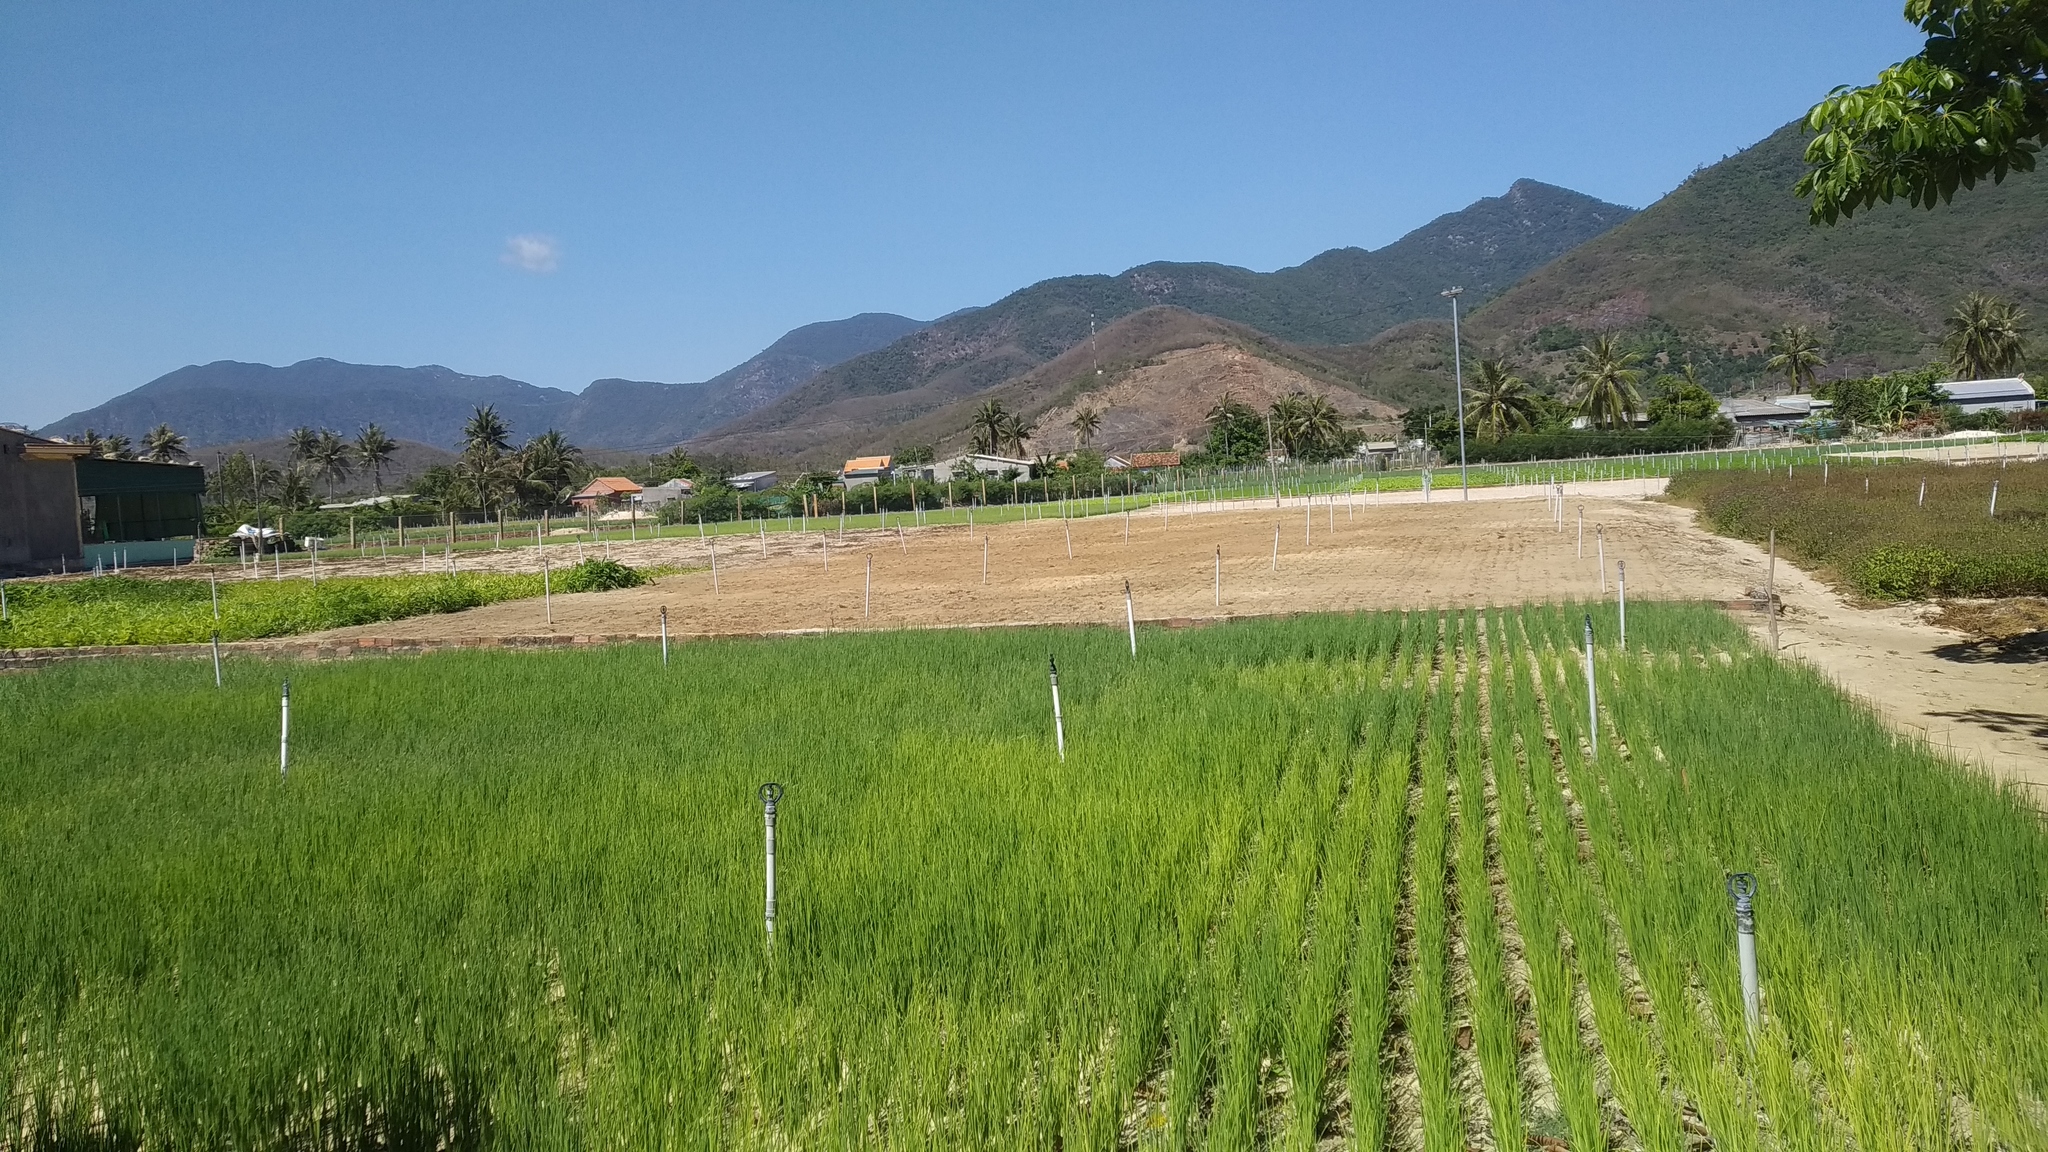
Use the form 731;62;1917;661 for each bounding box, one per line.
569;476;643;508
839;455;892;487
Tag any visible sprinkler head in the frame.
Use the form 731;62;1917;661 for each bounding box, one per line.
759;782;783;807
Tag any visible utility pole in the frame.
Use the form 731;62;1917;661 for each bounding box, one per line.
1442;287;1470;499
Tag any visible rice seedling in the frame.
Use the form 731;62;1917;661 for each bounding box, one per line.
3;603;2044;1149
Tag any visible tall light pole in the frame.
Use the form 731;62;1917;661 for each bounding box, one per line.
1442;287;1470;498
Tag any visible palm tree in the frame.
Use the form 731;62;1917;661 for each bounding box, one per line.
250;457;283;509
519;429;585;509
285;426;321;465
101;434;133;460
311;430;352;499
141;424;188;463
1565;336;1645;430
454;446;520;513
1944;292;2029;379
1268;393;1309;457
1765;325;1826;394
1466;359;1537;442
75;429;107;455
354;424;398;494
1294;394;1345;459
971;400;1009;456
1069;407;1103;448
277;463;315;510
998;412;1036;458
463;405;513;455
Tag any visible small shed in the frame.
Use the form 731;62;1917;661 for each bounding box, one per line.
728;470;779;492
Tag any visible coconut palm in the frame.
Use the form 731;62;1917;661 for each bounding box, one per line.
310;430;352;499
1565;336;1645;430
1765;325;1827;394
1944;292;2029;379
1296;394;1346;459
1268;393;1308;457
354;424;398;494
286;426;321;464
101;434;134;460
998;412;1036;457
1069;407;1103;447
1466;359;1537;442
462;405;513;455
520;429;585;508
277;463;315;510
141;424;187;463
453;446;521;513
971;400;1009;455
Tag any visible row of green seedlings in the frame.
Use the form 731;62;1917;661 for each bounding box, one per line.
1578;618;2048;1150
1514;603;2047;1152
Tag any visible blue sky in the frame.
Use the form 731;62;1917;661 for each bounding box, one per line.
1;1;1923;427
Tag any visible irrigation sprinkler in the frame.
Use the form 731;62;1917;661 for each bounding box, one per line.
542;554;552;623
981;537;987;585
1271;525;1279;571
211;630;222;688
1064;520;1072;558
760;783;782;947
1727;873;1761;1038
1766;529;1778;652
1918;479;1926;507
1990;480;2000;518
279;680;291;779
1597;527;1606;594
710;542;719;593
864;554;872;619
660;606;669;666
0;579;7;623
1214;547;1221;608
1124;579;1137;657
1304;500;1311;545
1617;560;1627;650
900;526;908;555
1048;655;1067;761
1582;616;1598;757
1577;507;1583;558
761;521;769;558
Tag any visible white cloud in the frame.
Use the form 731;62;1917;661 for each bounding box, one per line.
500;233;560;273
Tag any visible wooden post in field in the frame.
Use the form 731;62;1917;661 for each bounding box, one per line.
1766;529;1778;653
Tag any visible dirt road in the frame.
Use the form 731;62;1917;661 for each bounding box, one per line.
300;479;2048;791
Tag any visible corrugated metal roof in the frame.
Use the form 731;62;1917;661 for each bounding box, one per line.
842;455;892;472
572;476;642;498
1940;378;2036;400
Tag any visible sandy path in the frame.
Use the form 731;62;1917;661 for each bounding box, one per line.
303;479;2046;792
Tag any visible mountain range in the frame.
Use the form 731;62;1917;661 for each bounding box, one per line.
36;111;2048;471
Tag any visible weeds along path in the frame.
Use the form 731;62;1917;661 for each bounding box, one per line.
4;606;2045;1148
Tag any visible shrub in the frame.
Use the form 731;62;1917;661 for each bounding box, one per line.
555;559;645;593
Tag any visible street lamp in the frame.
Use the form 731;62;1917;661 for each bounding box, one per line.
1442;287;1470;499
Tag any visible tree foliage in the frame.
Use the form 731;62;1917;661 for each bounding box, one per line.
1564;336;1645;430
1799;2;2048;223
1465;359;1538;442
1944;290;2030;376
1765;324;1828;393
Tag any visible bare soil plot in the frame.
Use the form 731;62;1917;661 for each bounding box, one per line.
302;479;2048;792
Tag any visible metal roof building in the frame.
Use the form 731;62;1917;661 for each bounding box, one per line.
1939;378;2037;413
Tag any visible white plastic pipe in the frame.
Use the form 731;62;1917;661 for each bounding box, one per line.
1049;655;1066;761
1729;873;1761;1038
660;606;669;666
1125;579;1136;657
1582;616;1598;758
1617;560;1627;650
760;783;782;947
279;680;291;779
211;630;222;688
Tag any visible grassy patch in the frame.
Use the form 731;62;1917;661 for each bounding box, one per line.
0;560;651;647
1667;460;2048;599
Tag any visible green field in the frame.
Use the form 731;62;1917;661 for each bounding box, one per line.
0;561;647;648
5;607;2044;1149
1669;458;2048;599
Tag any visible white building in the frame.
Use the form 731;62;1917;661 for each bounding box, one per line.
636;478;695;508
1939;378;2037;414
930;453;1034;482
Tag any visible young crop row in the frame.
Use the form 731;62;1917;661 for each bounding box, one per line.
3;605;2043;1148
0;560;645;647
